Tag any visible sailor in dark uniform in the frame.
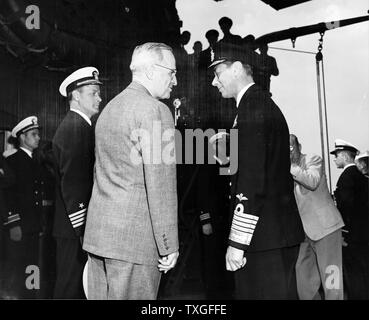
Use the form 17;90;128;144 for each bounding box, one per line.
52;67;102;299
197;131;234;299
331;139;369;300
2;116;44;299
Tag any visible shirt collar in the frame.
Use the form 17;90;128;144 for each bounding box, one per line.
70;108;92;126
236;83;255;108
343;163;356;172
20;147;32;158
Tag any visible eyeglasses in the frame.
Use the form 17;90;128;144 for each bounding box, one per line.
154;64;177;77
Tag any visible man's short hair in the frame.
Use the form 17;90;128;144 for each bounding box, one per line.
129;42;173;74
339;150;356;161
67;87;83;104
242;63;253;77
290;134;300;146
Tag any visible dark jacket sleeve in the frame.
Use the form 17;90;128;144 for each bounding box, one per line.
197;164;214;226
1;156;19;228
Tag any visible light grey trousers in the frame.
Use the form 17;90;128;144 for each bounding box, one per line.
86;253;161;300
295;228;343;300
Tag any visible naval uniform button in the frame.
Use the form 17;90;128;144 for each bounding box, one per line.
36;202;39;205
229;182;232;186
35;191;38;194
228;195;231;200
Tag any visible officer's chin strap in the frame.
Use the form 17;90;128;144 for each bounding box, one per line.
315;32;332;194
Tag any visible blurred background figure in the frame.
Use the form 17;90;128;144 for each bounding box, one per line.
242;34;256;50
218;16;242;46
173;30;191;100
199;29;219;70
355;151;369;178
189;41;203;68
2;116;44;299
253;43;279;95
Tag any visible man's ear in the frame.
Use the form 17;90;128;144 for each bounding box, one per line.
232;61;243;75
72;90;80;101
18;133;25;144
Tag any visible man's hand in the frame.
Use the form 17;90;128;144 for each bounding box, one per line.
341;235;348;247
10;226;22;241
225;246;246;272
202;223;213;236
158;251;179;274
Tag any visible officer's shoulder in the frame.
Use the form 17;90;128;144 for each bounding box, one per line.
5;150;23;167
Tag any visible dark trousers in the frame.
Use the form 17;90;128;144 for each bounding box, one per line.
343;244;369;300
1;234;39;299
234;245;300;300
53;237;87;299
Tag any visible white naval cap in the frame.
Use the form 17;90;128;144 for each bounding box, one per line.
356;150;369;161
59;66;102;97
11;116;40;138
330;139;359;155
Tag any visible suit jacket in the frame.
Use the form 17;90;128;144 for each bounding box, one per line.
3;149;44;234
52;111;95;239
334;165;368;245
291;154;344;241
83;81;179;266
228;84;304;252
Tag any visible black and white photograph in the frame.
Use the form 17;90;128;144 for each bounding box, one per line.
0;0;368;310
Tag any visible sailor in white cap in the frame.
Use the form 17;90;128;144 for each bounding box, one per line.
355;151;369;178
330;138;361;177
330;139;359;157
52;66;102;299
331;139;369;299
2;115;45;298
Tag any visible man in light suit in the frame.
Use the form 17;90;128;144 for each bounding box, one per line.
290;134;344;300
83;42;179;300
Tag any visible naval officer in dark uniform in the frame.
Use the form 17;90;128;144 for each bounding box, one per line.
331;139;369;300
2;116;44;299
52;67;102;299
209;43;304;299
